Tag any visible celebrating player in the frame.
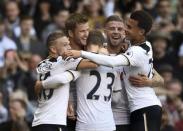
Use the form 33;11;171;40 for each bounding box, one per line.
32;31;97;131
64;10;162;131
75;30;116;131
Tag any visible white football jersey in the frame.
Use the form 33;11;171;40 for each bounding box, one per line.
122;41;161;112
111;66;130;125
76;66;117;131
32;56;81;127
109;54;130;125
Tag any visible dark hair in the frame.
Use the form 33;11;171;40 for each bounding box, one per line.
65;13;88;35
46;31;66;50
87;30;104;47
20;15;33;23
104;15;123;27
130;10;153;34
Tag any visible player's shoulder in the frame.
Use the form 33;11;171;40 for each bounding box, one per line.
61;57;83;71
36;56;62;74
139;41;152;52
66;57;83;63
129;41;152;53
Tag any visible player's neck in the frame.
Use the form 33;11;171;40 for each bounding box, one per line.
48;53;58;59
70;39;84;50
131;37;146;46
107;44;121;54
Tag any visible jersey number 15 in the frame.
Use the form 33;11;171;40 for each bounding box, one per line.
38;72;54;101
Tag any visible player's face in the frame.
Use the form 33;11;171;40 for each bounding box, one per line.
125;18;141;43
54;36;71;56
105;21;125;46
73;23;89;46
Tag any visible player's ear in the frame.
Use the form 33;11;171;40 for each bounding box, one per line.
68;30;74;38
139;29;145;36
50;46;56;54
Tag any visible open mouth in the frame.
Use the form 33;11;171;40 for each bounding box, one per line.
112;35;121;40
82;38;87;41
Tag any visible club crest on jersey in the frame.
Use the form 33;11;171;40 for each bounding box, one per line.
37;60;53;74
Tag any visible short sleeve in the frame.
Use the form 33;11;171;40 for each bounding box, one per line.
123;46;145;67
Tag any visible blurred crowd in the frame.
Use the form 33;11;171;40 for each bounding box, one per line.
0;0;183;131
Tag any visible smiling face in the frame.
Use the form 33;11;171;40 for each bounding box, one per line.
73;22;90;46
105;21;125;47
125;18;143;43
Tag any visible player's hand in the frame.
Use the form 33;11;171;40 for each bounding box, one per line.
34;80;43;96
67;102;76;120
129;74;152;87
63;50;81;60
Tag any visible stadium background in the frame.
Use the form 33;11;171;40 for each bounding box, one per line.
0;0;183;131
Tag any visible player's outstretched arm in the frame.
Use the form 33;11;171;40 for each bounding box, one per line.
34;70;80;95
77;59;98;70
64;50;129;67
42;70;80;89
81;51;130;67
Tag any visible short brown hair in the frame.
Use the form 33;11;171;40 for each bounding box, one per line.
104;15;123;27
46;31;66;50
87;30;104;47
65;13;88;35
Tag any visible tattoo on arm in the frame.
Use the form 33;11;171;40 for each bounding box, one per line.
151;69;164;88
